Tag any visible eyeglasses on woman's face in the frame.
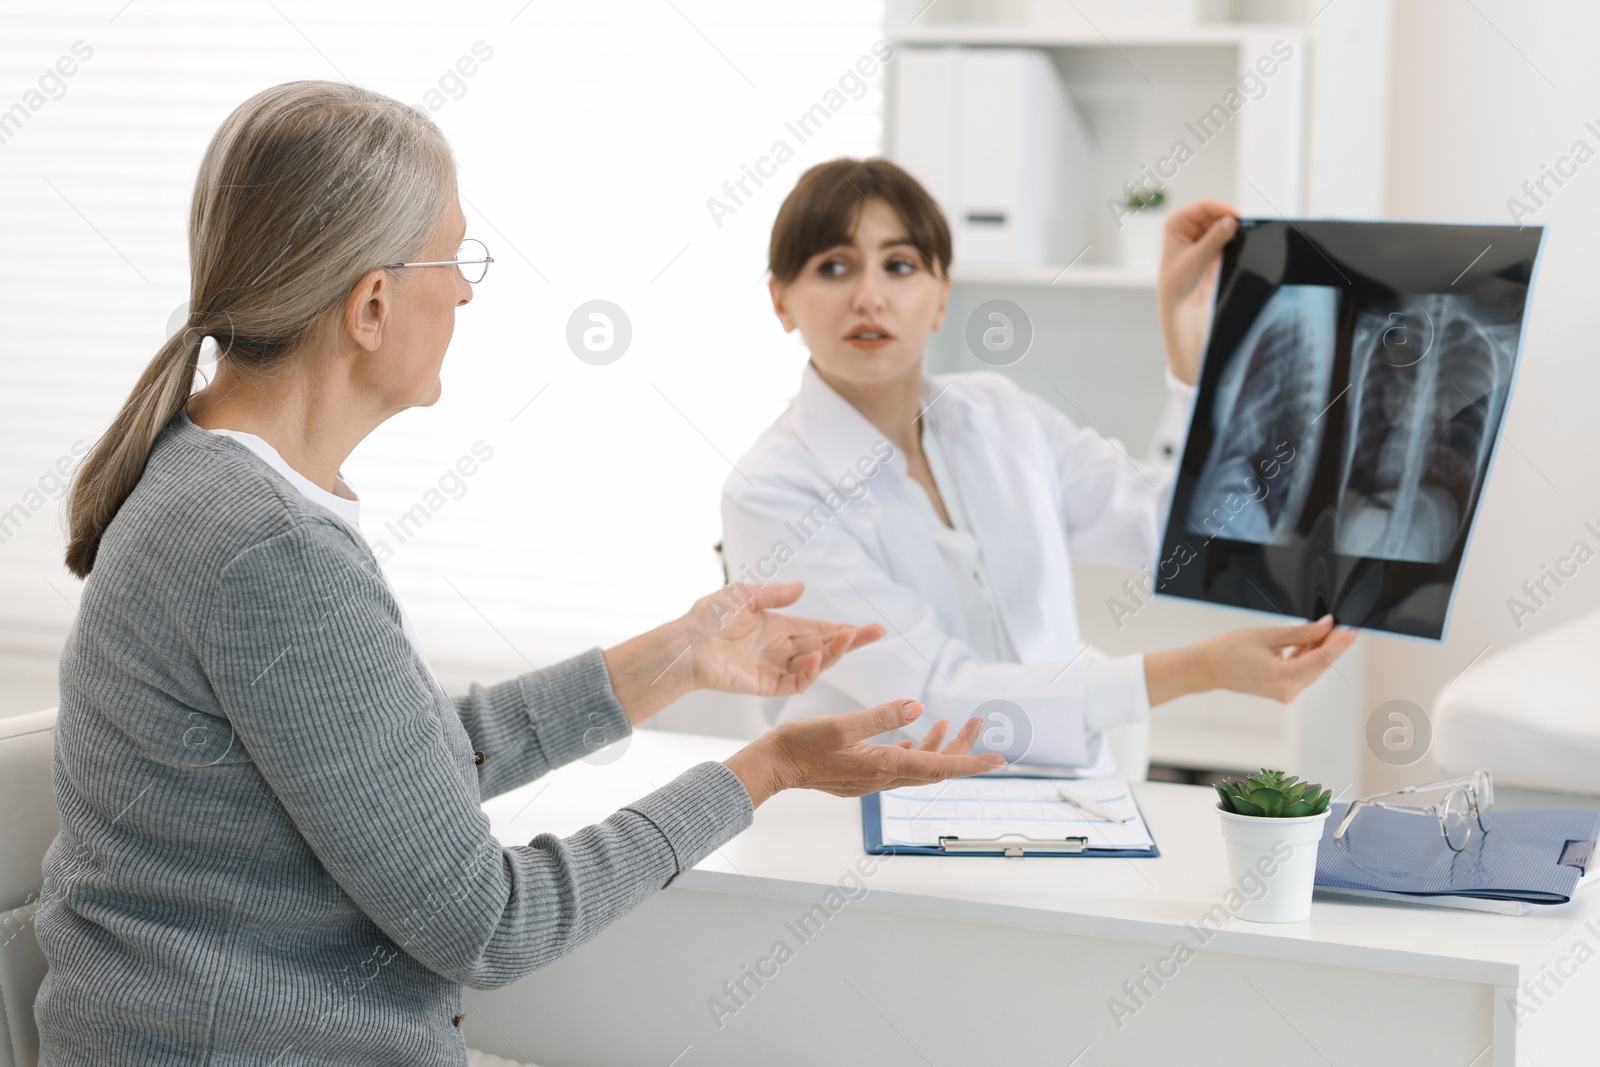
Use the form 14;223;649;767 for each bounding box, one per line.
380;237;493;284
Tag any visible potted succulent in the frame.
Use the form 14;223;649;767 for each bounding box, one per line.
1214;769;1332;923
1118;187;1167;275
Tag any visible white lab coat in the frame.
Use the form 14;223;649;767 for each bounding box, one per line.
719;362;1192;769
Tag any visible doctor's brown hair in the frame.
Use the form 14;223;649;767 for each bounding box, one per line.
768;157;952;285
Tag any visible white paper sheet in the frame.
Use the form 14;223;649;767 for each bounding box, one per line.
878;776;1155;851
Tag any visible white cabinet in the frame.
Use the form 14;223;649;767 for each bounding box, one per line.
892;47;1094;265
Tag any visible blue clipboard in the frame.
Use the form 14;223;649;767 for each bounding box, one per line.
860;775;1161;858
1316;802;1600;904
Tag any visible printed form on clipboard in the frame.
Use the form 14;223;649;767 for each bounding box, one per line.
862;775;1159;857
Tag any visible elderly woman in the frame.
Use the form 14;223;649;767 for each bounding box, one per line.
39;83;1001;1066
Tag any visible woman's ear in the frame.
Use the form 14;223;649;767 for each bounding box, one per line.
344;268;390;353
768;276;798;334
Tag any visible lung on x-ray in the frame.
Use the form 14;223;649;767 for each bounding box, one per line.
1157;219;1544;641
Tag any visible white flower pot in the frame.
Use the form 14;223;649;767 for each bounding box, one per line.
1216;806;1330;923
1117;207;1167;277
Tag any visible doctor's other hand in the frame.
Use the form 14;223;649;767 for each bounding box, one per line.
723;701;1005;808
1157;198;1239;386
1145;614;1358;707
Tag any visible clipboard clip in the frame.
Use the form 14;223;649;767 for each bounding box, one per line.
937;834;1089;857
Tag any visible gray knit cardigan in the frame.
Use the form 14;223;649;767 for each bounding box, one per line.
35;408;754;1065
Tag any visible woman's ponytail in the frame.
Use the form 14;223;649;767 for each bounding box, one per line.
64;329;203;577
63;80;455;577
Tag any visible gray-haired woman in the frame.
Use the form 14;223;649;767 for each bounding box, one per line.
37;80;1001;1066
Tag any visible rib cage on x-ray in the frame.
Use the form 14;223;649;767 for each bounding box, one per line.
1186;285;1337;544
1334;293;1517;564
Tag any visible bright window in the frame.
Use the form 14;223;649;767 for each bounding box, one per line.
0;1;886;706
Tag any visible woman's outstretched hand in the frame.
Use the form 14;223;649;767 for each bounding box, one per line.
603;581;885;725
723;700;1006;808
1145;614;1359;708
1157;197;1239;386
683;581;884;696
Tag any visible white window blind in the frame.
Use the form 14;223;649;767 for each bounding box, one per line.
0;0;886;710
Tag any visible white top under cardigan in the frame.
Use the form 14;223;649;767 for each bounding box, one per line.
719;362;1195;770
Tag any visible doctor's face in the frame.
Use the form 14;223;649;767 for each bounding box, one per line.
769;199;950;388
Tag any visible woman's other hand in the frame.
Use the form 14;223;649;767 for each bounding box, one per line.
1156;198;1239;386
723;701;1005;808
604;581;884;724
684;581;884;695
1145;614;1358;707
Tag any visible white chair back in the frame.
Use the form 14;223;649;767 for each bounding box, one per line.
0;709;58;1067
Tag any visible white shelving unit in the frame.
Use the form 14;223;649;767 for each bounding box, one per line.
886;22;1308;274
880;2;1393;785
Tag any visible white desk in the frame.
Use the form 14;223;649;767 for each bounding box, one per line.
468;730;1597;1067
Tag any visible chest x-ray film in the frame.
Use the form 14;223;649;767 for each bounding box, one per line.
1155;219;1545;641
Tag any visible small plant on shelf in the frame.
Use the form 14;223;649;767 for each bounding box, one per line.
1124;188;1166;212
1215;769;1332;819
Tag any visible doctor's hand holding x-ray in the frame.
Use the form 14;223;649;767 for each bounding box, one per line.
719;160;1358;771
1158;197;1237;387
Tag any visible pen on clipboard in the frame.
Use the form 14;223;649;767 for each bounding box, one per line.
1054;783;1132;823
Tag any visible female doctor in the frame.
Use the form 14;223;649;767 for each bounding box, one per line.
719;157;1358;772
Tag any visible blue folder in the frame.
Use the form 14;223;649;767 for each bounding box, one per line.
1315;802;1600;905
859;776;1161;858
